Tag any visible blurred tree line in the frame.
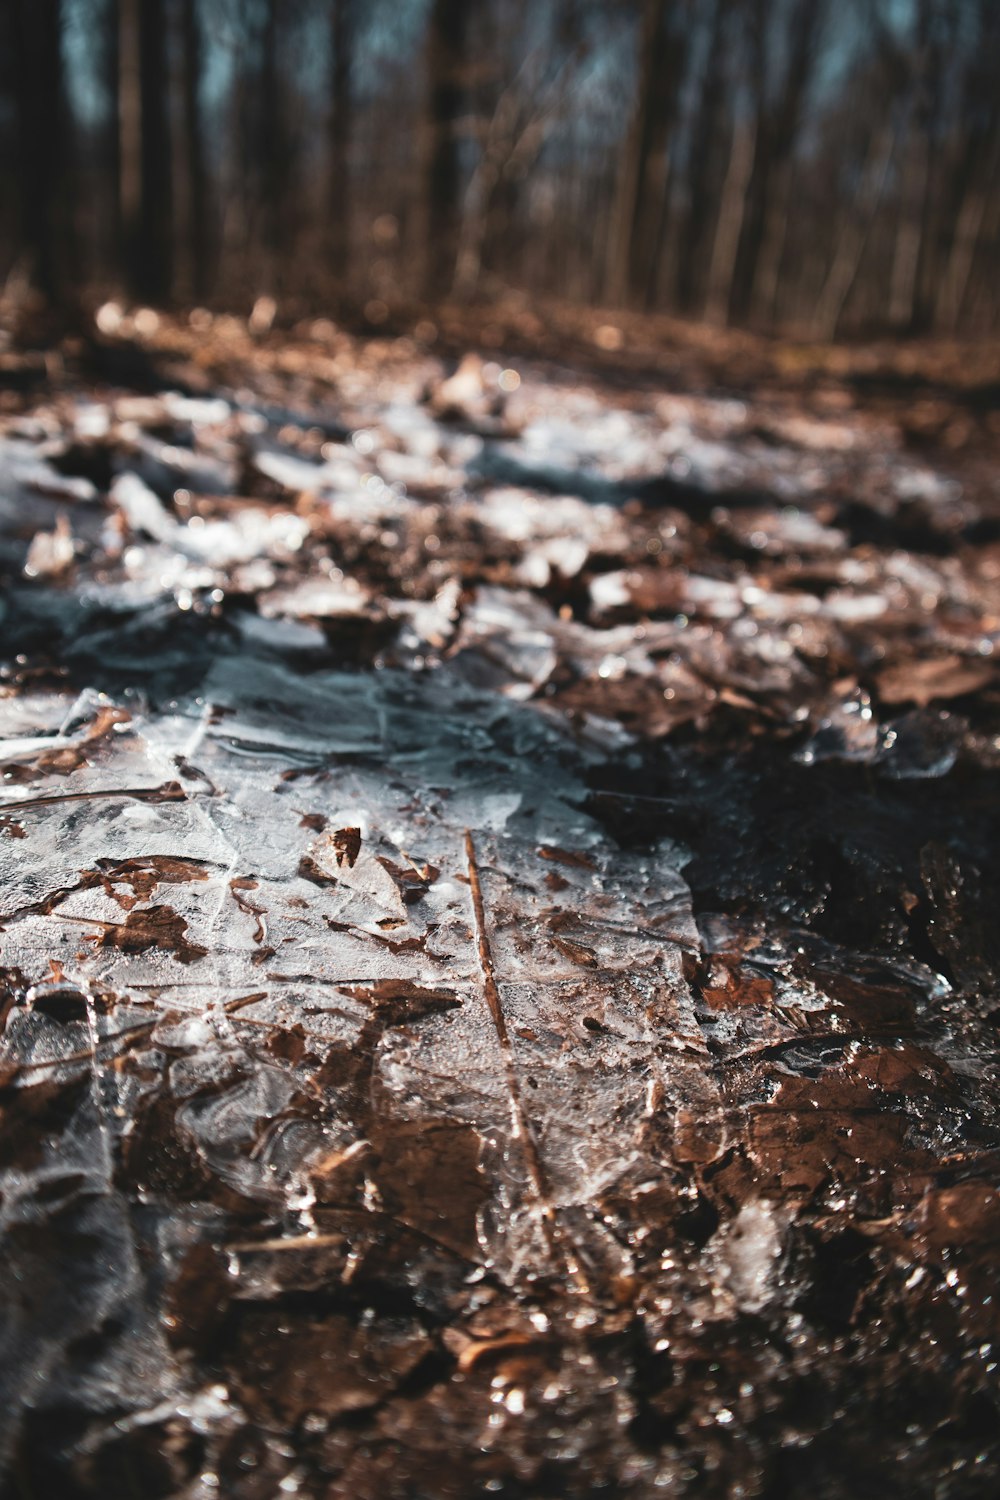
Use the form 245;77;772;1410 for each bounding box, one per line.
2;0;998;338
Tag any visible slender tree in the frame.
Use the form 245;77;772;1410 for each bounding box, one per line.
422;0;473;298
118;0;173;303
327;0;354;280
676;0;732;315
260;0;284;284
728;0;828;325
180;0;210;301
605;0;685;308
12;0;72;306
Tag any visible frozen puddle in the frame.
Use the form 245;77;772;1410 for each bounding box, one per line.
1;331;998;1498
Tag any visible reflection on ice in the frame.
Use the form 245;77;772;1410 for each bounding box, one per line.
1;324;998;1497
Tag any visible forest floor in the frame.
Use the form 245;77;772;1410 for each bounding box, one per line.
1;305;999;1500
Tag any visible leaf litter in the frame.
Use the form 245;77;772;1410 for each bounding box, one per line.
0;315;999;1498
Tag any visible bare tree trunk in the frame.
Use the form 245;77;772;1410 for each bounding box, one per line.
827;131;895;334
12;0;72;306
117;0;141;284
705;119;754;325
180;0;209;302
328;0;354;281
222;0;254;295
886;0;951;333
452;43;573;300
604;4;653;306
888;122;927;331
963;172;1000;331
814;128;895;340
120;0;173;304
730;0;826;325
605;0;688;309
676;0;730;315
139;0;173;303
635;14;691;309
423;0;472;299
105;0;124;288
936;138;999;333
752;157;793;325
453;158;503;299
259;0;287;292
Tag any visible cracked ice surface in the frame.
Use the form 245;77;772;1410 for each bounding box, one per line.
1;322;999;1499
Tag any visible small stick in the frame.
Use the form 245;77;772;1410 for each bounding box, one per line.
0;782;187;815
464;829;589;1294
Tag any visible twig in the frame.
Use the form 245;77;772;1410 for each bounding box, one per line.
464;829;589;1293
